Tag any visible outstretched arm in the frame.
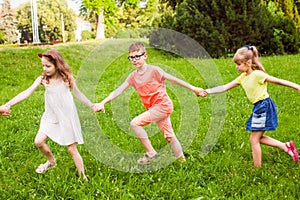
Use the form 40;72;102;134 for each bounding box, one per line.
95;81;130;113
5;76;42;108
205;80;239;94
72;82;96;111
266;75;300;93
163;72;204;96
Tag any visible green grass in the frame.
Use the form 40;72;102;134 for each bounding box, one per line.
0;40;299;199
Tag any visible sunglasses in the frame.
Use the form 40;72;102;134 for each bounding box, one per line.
128;53;145;61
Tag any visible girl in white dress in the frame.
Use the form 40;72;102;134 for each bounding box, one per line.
3;49;95;180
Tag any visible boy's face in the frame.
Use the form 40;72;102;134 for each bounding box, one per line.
128;50;147;69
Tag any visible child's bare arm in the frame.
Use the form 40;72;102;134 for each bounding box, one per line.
95;81;130;113
163;72;203;95
266;75;300;93
205;80;239;94
5;76;42;108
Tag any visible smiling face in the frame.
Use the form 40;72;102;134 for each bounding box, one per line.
42;57;57;77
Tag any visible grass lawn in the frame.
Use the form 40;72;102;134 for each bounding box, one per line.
0;39;299;199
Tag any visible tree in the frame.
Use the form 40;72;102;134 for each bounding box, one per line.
16;0;76;43
0;0;18;43
80;0;117;39
152;0;300;57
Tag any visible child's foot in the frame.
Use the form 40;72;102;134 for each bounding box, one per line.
285;141;299;163
36;159;56;174
137;152;159;165
177;155;186;163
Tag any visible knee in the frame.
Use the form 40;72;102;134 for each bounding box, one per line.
34;138;44;148
249;135;259;146
130;118;139;129
67;144;78;155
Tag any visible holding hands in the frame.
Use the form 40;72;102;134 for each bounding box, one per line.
193;87;208;97
94;102;106;113
0;105;10;116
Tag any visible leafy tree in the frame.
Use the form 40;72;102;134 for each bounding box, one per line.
118;0;140;29
0;0;18;43
16;0;76;43
80;0;117;39
153;0;300;57
265;1;300;54
265;0;300;30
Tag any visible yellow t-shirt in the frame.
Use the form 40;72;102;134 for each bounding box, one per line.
235;70;269;104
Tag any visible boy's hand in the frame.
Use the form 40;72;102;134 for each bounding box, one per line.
194;87;208;97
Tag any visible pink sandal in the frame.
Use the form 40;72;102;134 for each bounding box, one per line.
286;141;299;163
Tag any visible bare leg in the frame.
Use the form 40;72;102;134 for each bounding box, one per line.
34;132;55;163
249;130;265;168
130;122;156;154
259;136;288;152
67;143;87;179
168;136;184;158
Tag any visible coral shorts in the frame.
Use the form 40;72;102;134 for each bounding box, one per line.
131;105;175;139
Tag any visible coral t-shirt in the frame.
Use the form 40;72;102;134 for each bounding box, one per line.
126;64;173;113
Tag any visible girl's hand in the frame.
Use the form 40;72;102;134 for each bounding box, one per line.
91;104;98;113
193;87;204;96
94;103;105;113
0;105;11;116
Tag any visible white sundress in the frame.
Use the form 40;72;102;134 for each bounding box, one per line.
38;81;83;146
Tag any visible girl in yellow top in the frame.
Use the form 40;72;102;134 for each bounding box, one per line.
204;45;300;167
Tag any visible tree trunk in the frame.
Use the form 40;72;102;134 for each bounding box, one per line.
95;10;105;39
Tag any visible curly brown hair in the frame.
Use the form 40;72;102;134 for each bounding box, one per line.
38;49;74;88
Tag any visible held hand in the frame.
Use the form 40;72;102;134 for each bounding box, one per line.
193;87;203;96
193;87;208;97
0;105;11;116
202;89;209;97
94;103;105;113
91;104;98;113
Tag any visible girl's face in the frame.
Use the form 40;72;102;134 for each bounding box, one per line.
128;50;147;69
235;59;252;74
42;57;57;77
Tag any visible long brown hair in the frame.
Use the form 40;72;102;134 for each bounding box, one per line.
38;49;74;88
233;45;266;72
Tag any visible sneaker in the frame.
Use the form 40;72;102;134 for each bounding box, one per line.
137;152;159;165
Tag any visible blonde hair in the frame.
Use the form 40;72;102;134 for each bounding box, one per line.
233;45;266;72
39;49;75;89
128;42;146;53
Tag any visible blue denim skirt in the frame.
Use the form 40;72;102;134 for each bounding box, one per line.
246;97;278;131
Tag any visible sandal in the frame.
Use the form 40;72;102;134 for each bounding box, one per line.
177;155;186;163
36;159;56;174
286;141;299;163
137;152;159;165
